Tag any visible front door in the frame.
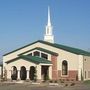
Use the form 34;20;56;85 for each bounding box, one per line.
41;66;49;80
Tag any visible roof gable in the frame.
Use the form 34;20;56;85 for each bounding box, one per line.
4;40;40;56
4;40;90;56
19;47;58;56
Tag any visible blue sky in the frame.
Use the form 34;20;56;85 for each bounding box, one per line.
0;0;90;60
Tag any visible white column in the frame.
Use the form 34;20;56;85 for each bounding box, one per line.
37;65;41;80
40;51;41;58
10;70;12;80
26;70;29;80
18;70;20;80
49;66;52;80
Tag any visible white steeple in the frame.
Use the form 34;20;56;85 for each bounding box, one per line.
48;6;51;26
44;6;54;43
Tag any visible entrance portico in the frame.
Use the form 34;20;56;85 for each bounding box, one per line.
5;55;52;81
10;64;52;81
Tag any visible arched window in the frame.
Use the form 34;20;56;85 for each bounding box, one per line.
62;60;68;75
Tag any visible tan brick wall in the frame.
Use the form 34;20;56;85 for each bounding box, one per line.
69;70;78;78
58;70;78;81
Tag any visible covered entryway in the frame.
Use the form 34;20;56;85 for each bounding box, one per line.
29;66;36;80
20;66;27;80
11;66;17;80
41;66;49;80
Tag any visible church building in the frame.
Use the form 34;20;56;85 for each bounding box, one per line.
3;7;90;82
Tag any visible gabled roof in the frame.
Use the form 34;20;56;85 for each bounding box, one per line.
19;47;58;56
4;40;90;56
6;55;52;64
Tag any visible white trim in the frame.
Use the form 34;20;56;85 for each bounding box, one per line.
39;63;52;66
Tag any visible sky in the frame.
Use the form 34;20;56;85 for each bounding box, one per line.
0;0;90;61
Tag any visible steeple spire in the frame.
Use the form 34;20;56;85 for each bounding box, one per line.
44;6;54;43
48;6;51;26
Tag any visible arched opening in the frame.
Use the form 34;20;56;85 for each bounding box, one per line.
29;66;36;80
62;60;68;75
20;66;27;80
11;66;17;80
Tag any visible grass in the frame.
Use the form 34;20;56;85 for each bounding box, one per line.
84;80;90;84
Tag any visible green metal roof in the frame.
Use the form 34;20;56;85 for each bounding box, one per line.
6;55;52;64
4;40;90;56
53;43;90;56
37;40;90;56
19;47;58;56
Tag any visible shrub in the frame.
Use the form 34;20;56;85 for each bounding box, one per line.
65;84;68;86
45;74;49;81
49;80;53;83
66;79;69;81
84;80;90;84
70;83;75;86
54;80;58;83
61;80;64;83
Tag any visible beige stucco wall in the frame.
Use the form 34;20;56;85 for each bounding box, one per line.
0;66;2;76
3;43;40;62
83;56;90;80
34;42;79;70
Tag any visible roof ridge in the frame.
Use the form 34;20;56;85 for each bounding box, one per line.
3;40;90;56
54;43;90;53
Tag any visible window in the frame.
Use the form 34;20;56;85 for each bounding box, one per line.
41;53;48;59
85;59;86;61
34;51;40;56
27;53;32;56
62;60;68;75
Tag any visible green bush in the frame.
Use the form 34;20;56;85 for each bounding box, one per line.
84;80;90;84
70;83;75;86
